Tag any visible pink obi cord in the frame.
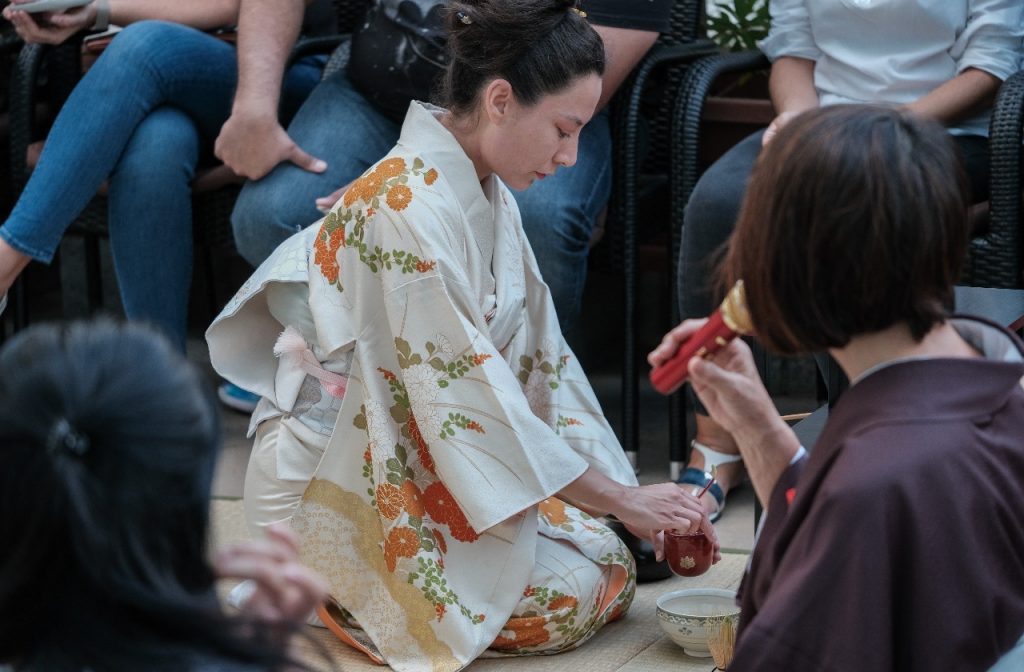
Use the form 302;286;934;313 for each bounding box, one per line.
274;326;348;399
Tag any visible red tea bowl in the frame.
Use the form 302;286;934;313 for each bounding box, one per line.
663;528;713;577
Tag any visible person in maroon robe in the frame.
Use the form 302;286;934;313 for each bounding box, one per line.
650;105;1024;671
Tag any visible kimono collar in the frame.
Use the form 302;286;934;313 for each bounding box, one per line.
851;316;1024;384
821;315;1024;443
396;101;495;259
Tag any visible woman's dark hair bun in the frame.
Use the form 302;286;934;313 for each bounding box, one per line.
439;0;604;113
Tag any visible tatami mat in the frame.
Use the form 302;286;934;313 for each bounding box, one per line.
209;498;747;671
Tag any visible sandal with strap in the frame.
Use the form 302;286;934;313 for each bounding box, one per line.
676;440;743;523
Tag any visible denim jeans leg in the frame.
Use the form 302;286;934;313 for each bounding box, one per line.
231;72;402;267
0;22;239;263
677;129;763;418
514;109;612;332
106;107;199;352
677;129;764;321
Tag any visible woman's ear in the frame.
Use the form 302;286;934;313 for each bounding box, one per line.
482;79;514;124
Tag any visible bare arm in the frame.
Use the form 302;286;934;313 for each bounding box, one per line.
762;55;818;145
108;0;239;30
4;0;238;43
213;0;326;178
559;466;719;562
903;67;1002;126
231;0;305;123
559;466;705;533
592;25;658;111
769;55;818;115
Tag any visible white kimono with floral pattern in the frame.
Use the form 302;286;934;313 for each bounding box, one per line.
207;102;637;672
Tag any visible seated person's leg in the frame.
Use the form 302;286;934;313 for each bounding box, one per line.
231;73;402;267
488;512;631;655
107;107;199;353
0;22;237;301
677;130;765;520
513;109;612;333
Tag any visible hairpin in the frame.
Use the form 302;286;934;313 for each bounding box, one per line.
456;10;472;25
47;418;90;458
571;7;587;17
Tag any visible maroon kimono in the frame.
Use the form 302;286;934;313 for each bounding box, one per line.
733;317;1024;671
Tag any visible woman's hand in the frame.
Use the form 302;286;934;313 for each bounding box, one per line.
315;180;355;214
613;483;720;563
671;320;801;506
647;317;707;369
214;523;328;626
3;0;97;45
689;341;773;438
762;110;800;147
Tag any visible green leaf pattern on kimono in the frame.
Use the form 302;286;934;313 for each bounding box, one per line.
352;335;495;626
314;157;441;291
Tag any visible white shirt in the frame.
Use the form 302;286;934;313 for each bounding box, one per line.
759;0;1024;136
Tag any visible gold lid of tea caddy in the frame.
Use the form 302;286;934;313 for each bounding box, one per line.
721;281;753;335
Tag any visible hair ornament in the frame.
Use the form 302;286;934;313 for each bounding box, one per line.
47;418;90;458
570;6;587;17
456;10;472;25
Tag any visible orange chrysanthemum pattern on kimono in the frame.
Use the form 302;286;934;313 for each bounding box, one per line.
314;155;441;290
423;481;479;543
350;334;500;626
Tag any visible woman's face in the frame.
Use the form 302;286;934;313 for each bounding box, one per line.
479;74;603;191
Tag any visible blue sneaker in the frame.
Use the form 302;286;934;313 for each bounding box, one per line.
218;382;260;414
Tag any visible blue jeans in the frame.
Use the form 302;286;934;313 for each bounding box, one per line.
232;71;612;332
0;21;322;351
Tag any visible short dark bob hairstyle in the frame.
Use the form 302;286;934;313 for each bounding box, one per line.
723;105;970;355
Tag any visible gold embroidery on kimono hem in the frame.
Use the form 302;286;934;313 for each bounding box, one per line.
302;478;462;672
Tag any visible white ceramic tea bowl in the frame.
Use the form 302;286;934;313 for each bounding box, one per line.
656;588;740;657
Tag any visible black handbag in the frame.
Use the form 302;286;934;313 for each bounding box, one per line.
346;0;448;122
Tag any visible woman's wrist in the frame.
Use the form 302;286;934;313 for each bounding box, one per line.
560;468;628;519
89;0;109;32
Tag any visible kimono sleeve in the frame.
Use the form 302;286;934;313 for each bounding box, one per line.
378;273;592;534
731;463;899;671
509;221;639;489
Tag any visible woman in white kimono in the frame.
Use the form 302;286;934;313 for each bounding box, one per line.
207;0;715;670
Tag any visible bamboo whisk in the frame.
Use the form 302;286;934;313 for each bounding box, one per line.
706;615;737;670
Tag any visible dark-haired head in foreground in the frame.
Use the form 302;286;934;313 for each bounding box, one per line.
0;321;313;671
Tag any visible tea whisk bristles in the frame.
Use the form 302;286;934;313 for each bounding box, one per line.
706;614;737;670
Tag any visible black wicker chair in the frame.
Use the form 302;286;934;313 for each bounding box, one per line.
966;68;1024;288
5;0;368;328
673;50;1024;290
604;0;718;469
668;51;1024;465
